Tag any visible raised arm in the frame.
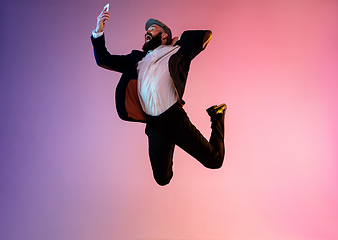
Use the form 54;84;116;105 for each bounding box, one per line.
91;5;131;73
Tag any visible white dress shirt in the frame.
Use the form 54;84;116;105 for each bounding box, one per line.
137;45;180;116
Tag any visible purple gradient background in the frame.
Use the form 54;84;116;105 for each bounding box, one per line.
1;0;338;239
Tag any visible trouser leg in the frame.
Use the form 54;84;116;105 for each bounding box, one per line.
174;108;225;169
145;103;225;185
145;122;175;186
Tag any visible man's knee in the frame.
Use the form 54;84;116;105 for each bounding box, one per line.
154;173;172;186
210;161;223;169
204;155;224;169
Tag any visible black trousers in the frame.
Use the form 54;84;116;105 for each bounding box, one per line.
145;102;225;186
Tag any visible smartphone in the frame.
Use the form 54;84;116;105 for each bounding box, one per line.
103;4;109;23
104;3;109;11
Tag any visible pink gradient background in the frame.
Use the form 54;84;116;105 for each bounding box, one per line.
1;0;338;239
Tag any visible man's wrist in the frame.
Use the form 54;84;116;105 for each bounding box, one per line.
92;30;104;38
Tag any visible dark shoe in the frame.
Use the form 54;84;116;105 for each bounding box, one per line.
206;103;227;118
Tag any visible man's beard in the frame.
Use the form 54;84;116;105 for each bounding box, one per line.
142;32;163;52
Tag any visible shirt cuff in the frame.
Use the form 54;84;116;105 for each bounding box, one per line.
92;30;104;38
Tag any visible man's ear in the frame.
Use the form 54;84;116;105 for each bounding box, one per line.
161;32;168;40
171;37;179;46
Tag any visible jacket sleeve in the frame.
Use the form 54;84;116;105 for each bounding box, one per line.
91;34;131;73
175;30;212;61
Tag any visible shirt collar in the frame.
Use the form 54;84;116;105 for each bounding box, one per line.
147;45;167;54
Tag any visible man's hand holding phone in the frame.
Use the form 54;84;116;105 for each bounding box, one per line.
95;4;110;33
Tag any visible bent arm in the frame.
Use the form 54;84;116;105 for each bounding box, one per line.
176;30;212;61
91;34;131;73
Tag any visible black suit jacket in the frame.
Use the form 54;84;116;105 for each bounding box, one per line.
91;30;212;123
